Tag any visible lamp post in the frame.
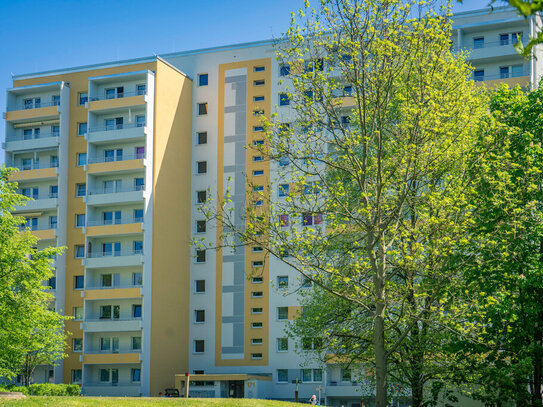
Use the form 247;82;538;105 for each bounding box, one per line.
316;386;323;405
292;378;301;402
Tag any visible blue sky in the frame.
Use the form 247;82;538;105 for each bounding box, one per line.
0;0;495;163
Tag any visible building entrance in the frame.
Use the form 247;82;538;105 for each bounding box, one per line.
228;380;244;398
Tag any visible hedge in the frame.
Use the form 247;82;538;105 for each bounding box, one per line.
0;383;80;396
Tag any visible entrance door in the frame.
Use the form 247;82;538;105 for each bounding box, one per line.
228;380;244;398
111;369;119;386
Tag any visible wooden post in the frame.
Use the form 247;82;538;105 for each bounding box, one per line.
184;372;190;398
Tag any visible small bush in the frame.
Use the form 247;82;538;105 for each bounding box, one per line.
0;383;80;396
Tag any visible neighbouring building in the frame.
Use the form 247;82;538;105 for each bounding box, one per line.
2;6;540;407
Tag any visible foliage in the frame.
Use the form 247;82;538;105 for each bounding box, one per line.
0;167;67;383
451;85;543;407
201;1;489;406
0;397;299;406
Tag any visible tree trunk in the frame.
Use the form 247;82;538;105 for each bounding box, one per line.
532;291;543;407
374;246;387;407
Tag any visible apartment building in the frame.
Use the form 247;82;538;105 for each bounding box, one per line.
2;6;540;406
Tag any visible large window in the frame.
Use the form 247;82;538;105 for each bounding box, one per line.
198;73;208;86
71;369;82;384
74;275;84;290
73;338;83;352
197;161;207;174
197;103;208;115
131;368;141;382
76;183;86;197
75;214;85;228
73;307;83;321
473;36;484;49
195;280;205;293
78;122;87;136
302;368;322;382
194;340;205;353
132;304;142;318
78;92;88;105
197;190;207;204
195;310;205;323
132;336;142;350
277;307;288;320
277;369;288;383
279;93;290;106
277;337;288;352
197;132;207;145
196;249;206;263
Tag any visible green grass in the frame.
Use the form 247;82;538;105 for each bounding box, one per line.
0;397;299;407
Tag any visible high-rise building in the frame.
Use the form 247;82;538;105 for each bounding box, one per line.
2;6;540;406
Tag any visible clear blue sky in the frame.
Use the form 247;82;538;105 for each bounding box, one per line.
0;0;494;164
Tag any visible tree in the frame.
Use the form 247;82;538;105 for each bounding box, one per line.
453;85;543;407
0;167;67;384
201;1;488;406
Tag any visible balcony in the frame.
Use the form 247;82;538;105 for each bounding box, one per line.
6;162;58;182
3;132;60;152
82;384;141;397
87;154;145;175
82;351;141;364
473;72;530;88
14;194;58;213
83;286;142;300
455;40;527;62
83;250;143;269
5;101;60;124
87;123;146;145
85;186;144;207
20;225;57;241
325;382;362;397
88;92;146;113
85;218;143;237
81;318;142;333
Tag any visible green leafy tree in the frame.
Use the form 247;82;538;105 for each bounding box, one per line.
453;85;543;407
201;1;489;406
0;167;67;384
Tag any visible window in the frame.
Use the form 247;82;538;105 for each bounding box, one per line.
100;337;111;351
302;337;322;350
76;214;85;228
71;369;82;384
48;277;56;290
76;153;87;166
512;32;523;44
500;33;509;46
74;275;84;290
132;336;142;350
302;276;313;288
104;148;123;162
277;369;288;383
253;156;263;162
252;338;263;345
279;64;290;76
473;37;484;49
195;279;206;293
76;183;86;197
136;84;146;96
52;95;60;106
78;92;88;105
105;86;124;99
252;291;263;298
252;307;263;314
73;307;83;321
198;73;208;86
49;216;57;229
253;185;264;192
252;246;263;253
252;322;263;328
103;211;121;225
279;93;290;106
500;66;510;79
278;184;289;197
253;109;264;116
253;140;264;147
133;240;143;254
135;115;146;129
101;274;113;288
512;64;524;77
251;353;263;359
254;66;265;72
196;220;206;233
278;276;288;289
253;170;264;176
305;58;323;72
105;117;123;131
134;178;145;191
302;368;322;382
280;245;290;257
100;305;120;319
52;125;59;136
195;310;205;323
133;304;142;318
252;261;263;267
198;103;208;115
73;338;83;352
473;69;485;82
277;337;288;352
277;307;288;320
196;249;206;263
50;155;59;168
253;96;265;102
132;272;143;286
254;80;265;86
197;161;207;174
75;245;85;258
100;369;110;382
253;126;264;132
49;185;58;198
252;277;263;284
197;190;207;203
197;131;208;145
194;340;205;353
134;209;144;223
131;368;141;382
342;368;352;382
78;122;87;136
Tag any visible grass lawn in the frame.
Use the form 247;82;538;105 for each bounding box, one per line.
0;397;300;407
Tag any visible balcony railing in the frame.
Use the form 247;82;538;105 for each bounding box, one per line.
87;185;145;196
473;71;528;82
87;154;145;165
86;250;143;259
85;284;142;290
90;91;146;102
454;39;527;51
84;316;142;322
88;122;146;133
7;100;60;112
86;217;143;227
83;349;142;354
6;162;58;171
19;224;57;232
6;132;59;142
17;192;58;200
